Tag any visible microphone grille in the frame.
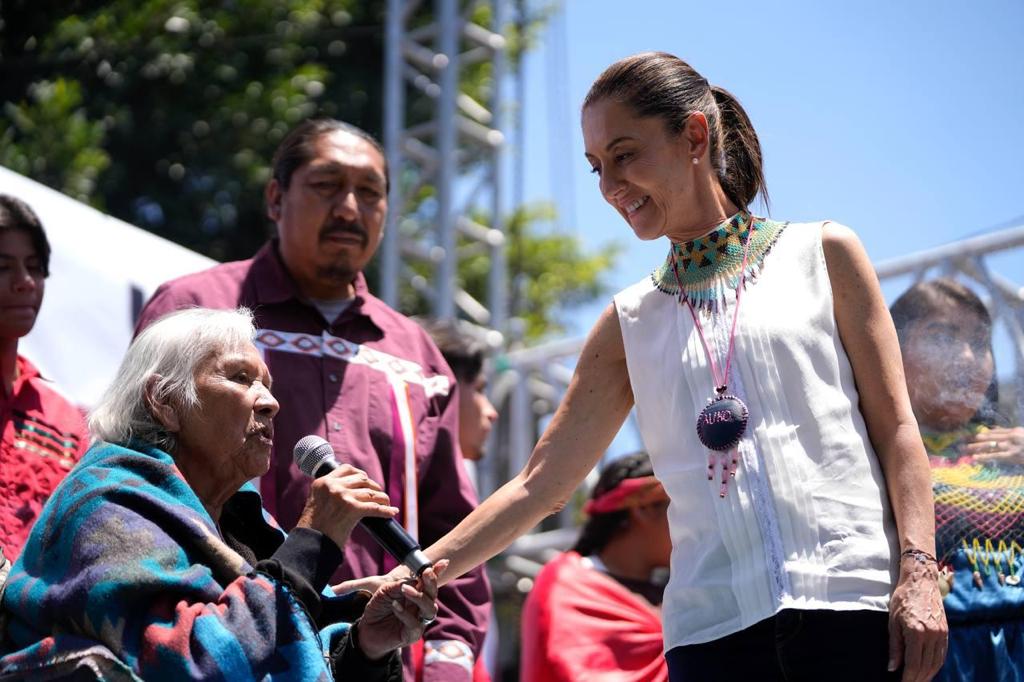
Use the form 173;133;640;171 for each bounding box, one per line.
293;435;334;477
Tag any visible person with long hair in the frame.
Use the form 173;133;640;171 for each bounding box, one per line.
891;278;1024;681
416;51;946;681
520;451;669;682
0;195;88;564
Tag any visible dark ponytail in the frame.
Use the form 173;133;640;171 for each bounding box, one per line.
584;52;767;210
571;451;655;557
711;85;767;211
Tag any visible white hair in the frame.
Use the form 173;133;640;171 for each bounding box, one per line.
89;307;257;452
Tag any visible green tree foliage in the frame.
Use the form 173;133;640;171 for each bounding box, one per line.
0;78;111;201
461;203;620;341
2;0;380;260
0;0;616;339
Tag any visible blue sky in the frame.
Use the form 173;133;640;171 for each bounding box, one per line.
516;0;1024;454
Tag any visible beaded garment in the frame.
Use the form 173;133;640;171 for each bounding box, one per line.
923;424;1024;586
651;211;788;313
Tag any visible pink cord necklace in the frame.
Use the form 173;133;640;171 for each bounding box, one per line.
670;214;754;498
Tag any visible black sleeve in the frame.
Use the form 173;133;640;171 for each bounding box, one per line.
254;526;344;620
330;622;403;682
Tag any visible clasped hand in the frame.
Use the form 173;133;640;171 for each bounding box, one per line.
964;426;1024;465
345;560;448;661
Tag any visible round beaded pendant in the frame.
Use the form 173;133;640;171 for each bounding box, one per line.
696;393;749;452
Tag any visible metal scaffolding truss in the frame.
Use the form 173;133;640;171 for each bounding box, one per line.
382;0;511;332
489;223;1024;577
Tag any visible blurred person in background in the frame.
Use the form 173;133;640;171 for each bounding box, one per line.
0;307;440;680
520;451;669;682
135;119;490;681
0;194;88;565
421;318;498;466
891;278;1024;682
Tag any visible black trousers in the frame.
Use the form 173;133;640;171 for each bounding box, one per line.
666;609;900;682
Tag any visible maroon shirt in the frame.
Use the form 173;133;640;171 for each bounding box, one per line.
0;355;88;560
136;241;490;680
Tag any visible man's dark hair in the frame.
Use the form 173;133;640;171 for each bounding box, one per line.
271;118;390;191
419;318;488;385
0;194;51;276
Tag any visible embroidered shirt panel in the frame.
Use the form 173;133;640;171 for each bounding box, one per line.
0;355;88;560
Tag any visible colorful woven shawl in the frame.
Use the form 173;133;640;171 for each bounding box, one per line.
651;211;787;313
0;441;341;680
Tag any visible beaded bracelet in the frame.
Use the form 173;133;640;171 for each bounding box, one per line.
900;548;938;565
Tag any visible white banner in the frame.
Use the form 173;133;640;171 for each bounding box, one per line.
0;167;216;407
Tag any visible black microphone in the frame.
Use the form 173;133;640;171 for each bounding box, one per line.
293;435;434;576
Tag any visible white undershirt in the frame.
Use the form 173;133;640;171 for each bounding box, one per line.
309;297;354;325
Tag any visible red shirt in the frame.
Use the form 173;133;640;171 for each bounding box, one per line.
520;552;668;682
0;355;88;560
136;241;490;681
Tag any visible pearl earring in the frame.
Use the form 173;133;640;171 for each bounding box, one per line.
692;157;699;165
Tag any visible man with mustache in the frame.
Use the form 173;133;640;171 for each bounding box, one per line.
135;119;491;682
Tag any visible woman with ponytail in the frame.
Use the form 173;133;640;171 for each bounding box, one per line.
418;52;945;681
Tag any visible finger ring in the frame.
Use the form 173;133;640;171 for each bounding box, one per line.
419;616;435;626
990;441;999;452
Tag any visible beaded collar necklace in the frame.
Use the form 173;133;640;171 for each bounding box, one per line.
658;211;784;497
669;214;752;498
652;211;787;314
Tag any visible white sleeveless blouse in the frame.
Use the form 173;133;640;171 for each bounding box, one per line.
614;221;898;650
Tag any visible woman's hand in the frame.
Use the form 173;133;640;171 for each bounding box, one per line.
294;463;399;550
887;555;948;682
332;564;411;597
964;427;1024;465
355;561;448;661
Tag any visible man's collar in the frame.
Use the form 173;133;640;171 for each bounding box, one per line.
250;240;384;331
7;355;42;398
16;355;41;382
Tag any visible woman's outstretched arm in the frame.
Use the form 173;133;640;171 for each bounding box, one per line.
424;302;634;583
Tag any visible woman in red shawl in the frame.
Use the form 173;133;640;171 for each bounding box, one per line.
520;452;671;682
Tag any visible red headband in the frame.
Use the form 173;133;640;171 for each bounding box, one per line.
583;475;667;515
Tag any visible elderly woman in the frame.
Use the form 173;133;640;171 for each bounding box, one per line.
0;307;439;681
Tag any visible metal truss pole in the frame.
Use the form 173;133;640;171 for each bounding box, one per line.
380;0;511;328
489;0;509;335
434;0;459;320
381;0;404;308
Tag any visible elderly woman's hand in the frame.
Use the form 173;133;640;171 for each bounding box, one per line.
964;426;1024;466
294;463;399;550
887;554;948;682
354;561;448;661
